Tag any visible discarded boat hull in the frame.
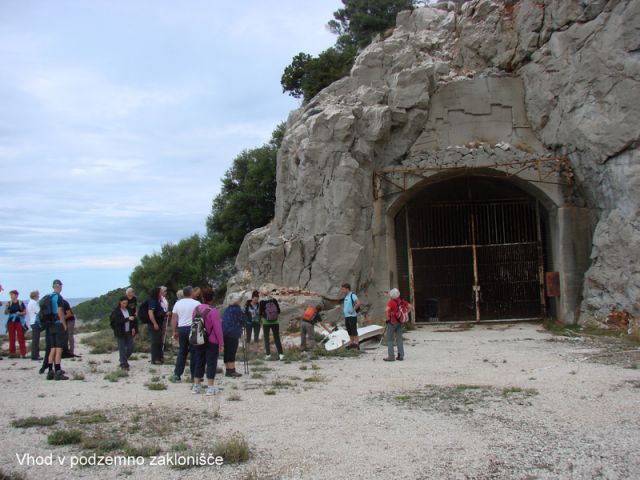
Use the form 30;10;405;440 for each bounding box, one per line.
321;325;384;351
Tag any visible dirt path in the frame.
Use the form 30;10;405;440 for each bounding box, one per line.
1;323;639;479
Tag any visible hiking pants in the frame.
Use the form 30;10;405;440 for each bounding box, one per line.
7;321;26;356
41;326;51;370
117;335;134;368
300;321;316;351
386;322;404;359
66;319;76;355
31;323;42;359
263;324;283;356
245;322;260;343
174;326;193;379
149;326;164;363
193;342;219;380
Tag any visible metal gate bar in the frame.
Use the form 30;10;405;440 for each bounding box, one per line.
406;200;545;322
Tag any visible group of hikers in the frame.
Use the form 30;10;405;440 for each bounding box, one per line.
2;279;413;390
2;279;78;380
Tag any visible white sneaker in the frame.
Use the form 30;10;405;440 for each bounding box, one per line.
279;354;285;361
206;386;218;396
191;384;201;394
265;355;271;361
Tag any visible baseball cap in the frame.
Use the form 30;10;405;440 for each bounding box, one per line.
52;279;63;287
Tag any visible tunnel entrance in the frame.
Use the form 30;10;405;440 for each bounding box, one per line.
395;175;549;322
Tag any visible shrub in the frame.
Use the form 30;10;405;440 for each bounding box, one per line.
11;416;59;428
48;429;82;445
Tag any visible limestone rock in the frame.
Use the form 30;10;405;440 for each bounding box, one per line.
227;0;640;325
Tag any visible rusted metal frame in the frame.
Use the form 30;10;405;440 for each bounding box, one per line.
535;200;547;317
470;208;481;322
410;241;538;251
405;207;416;324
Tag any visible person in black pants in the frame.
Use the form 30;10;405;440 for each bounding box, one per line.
243;291;261;343
260;294;283;360
111;296;138;370
147;287;166;364
221;299;244;377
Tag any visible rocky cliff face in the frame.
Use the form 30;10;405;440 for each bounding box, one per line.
229;0;639;324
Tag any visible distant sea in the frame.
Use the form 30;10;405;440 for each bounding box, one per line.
0;297;93;335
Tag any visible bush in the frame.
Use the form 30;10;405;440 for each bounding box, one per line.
212;433;250;464
11;416;59;428
48;429;82;445
82;329;117;354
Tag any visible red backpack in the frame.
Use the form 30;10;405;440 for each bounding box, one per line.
392;299;409;323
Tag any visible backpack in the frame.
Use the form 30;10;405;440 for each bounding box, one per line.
264;300;279;321
394;299;410;324
350;293;360;312
137;299;150;324
38;294;55;327
190;307;212;346
303;307;317;322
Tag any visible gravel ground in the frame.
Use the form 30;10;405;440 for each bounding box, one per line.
1;322;639;480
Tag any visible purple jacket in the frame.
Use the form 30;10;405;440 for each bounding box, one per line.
193;305;224;348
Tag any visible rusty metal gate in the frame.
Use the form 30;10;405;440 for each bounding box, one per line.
398;199;546;322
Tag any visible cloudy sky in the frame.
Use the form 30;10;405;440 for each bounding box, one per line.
0;0;341;300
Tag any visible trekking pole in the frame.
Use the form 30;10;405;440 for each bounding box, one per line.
373;323;388;362
241;329;249;375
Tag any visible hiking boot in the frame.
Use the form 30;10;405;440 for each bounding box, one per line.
120;365;130;371
206;386;218;396
46;370;54;380
39;366;46;374
191;384;201;394
54;371;69;380
168;374;181;383
225;371;242;378
382;357;395;362
396;356;404;361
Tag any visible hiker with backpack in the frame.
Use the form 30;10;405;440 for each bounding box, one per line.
4;289;27;358
145;287;168;364
110;296;138;370
191;288;224;395
300;304;331;352
260;292;284;360
221;298;245;377
341;283;362;350
383;288;412;362
243;291;261;343
169;286;201;383
41;279;69;380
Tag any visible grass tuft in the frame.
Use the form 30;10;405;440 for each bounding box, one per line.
12;416;59;428
145;382;167;391
48;429;82;445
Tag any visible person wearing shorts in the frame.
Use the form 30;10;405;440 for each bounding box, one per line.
46;280;69;380
340;283;362;350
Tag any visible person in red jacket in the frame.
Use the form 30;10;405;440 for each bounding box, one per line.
383;288;412;362
4;290;27;358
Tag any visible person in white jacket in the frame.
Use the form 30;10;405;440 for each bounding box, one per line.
27;291;42;360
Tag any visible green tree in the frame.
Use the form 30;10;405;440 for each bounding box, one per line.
128;124;285;302
206;123;284;248
281;46;357;101
73;287;127;325
281;0;417;101
129;234;210;303
328;0;416;49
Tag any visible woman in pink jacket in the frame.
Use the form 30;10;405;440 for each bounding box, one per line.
191;288;224;395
